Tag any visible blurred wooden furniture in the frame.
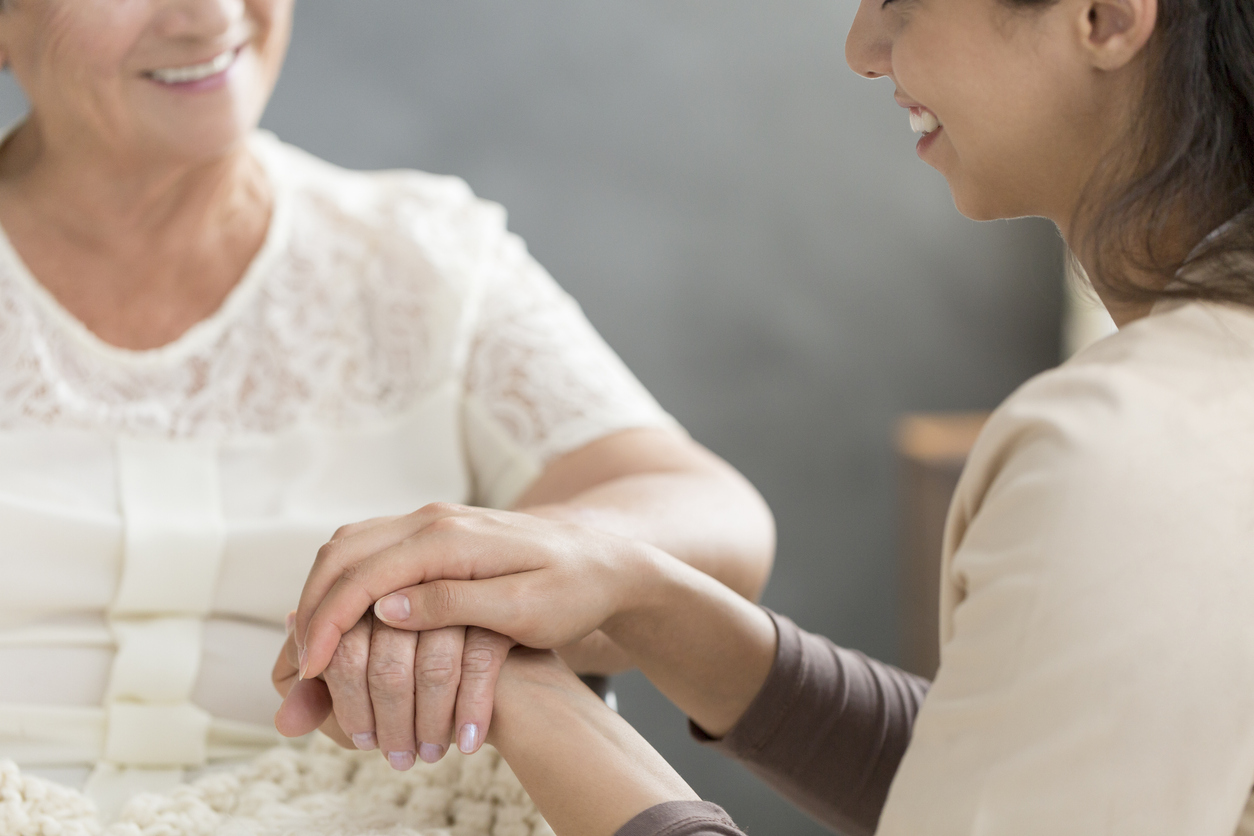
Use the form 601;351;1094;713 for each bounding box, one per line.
896;412;989;678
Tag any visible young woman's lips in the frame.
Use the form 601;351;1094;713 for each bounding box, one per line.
916;125;944;158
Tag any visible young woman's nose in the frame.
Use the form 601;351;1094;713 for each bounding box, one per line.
845;0;894;80
150;0;243;40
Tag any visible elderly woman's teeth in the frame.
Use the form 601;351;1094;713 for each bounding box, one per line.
908;109;941;135
147;49;236;84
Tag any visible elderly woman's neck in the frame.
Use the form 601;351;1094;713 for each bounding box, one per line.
0;117;269;245
0;118;272;351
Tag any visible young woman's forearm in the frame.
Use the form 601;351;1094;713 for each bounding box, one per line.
604;549;778;738
523;470;775;676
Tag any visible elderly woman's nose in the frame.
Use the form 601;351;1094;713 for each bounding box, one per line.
845;0;894;80
151;0;245;39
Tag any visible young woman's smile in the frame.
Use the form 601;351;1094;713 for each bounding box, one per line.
900;100;944;159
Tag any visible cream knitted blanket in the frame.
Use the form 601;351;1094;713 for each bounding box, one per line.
0;737;552;836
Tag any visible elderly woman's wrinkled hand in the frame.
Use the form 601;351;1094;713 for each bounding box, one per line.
272;607;514;767
272;510;520;767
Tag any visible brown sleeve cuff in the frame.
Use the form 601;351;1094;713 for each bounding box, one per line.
689;607;807;754
614;801;744;836
689;609;930;836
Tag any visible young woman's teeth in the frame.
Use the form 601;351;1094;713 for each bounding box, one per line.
147;49;236;84
909;109;941;135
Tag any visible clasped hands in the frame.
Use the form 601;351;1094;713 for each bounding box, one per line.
272;503;653;768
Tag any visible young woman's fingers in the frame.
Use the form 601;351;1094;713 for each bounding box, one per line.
413;626;466;763
326;514;404;543
321;614;378;750
453;628;515;755
294;503;476;670
298;523;482;680
368;623;419;771
371;575;537;638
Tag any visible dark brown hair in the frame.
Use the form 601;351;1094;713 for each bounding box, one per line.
1012;0;1254;306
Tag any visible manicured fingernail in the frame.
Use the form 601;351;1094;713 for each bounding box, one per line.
458;724;480;755
297;647;308;680
387;750;415;771
352;732;377;751
285;612;296;635
418;742;445;764
375;594;411;623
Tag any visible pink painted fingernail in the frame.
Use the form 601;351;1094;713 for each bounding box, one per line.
458;724;480;755
352;732;377;751
284;612;296;635
418;743;445;764
375;594;411;623
387;750;416;771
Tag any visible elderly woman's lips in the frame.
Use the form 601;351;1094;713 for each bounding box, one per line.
144;48;240;85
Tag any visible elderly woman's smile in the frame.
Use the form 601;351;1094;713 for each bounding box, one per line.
143;44;244;89
0;0;292;163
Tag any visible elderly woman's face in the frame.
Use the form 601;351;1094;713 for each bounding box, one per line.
0;0;293;162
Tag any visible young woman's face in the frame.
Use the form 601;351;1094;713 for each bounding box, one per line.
846;0;1128;225
0;0;293;165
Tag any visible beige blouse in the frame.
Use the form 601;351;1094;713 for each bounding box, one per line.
622;295;1254;835
879;296;1254;834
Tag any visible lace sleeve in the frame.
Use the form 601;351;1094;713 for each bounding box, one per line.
460;205;679;509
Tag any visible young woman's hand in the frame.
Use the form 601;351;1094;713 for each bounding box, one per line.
289;504;657;685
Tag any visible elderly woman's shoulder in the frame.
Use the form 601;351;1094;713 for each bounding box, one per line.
252;131;510;242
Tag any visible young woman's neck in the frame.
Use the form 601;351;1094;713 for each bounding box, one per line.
1061;200;1205;329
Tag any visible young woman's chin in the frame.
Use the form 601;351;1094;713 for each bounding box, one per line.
937;167;1032;223
950;188;1014;222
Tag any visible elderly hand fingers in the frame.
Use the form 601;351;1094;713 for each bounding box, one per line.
323;614;378;751
272;626;301;697
412;626;467;763
453;628;514;755
368;621;419;771
317;713;356;750
274;677;334;738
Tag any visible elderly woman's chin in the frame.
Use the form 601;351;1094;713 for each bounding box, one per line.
128;51;276;163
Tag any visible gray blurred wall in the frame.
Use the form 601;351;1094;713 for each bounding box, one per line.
0;2;1063;833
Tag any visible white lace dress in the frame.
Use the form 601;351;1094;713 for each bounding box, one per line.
0;132;676;811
